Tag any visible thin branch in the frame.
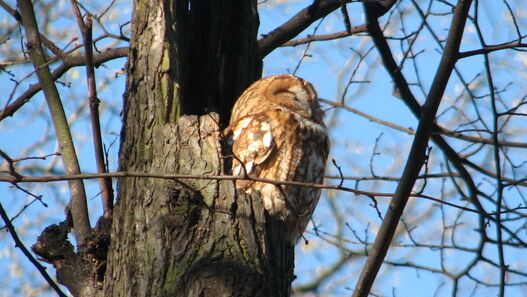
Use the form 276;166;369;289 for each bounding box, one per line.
322;98;527;147
292;17;325;75
2;171;522;217
283;26;367;47
473;1;507;293
0;202;68;297
325;172;461;181
0;47;128;121
70;0;114;218
293;252;353;293
438;128;527;148
458;41;527;59
320;98;416;135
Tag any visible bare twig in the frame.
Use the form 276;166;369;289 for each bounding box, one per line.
283;26;367;47
320;98;416;135
2;171;523;217
291;17;325;75
331;158;344;187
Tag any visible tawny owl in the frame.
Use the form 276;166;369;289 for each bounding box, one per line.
225;74;330;242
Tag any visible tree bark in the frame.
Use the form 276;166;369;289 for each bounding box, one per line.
103;1;294;296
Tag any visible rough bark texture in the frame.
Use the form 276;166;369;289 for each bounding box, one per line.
103;0;294;296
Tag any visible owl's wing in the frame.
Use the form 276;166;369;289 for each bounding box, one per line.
229;115;276;176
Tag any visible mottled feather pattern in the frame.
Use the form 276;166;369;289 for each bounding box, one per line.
225;75;329;242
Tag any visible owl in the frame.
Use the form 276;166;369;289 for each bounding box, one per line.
225;74;330;242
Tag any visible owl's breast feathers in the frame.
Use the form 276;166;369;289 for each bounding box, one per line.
227;109;328;185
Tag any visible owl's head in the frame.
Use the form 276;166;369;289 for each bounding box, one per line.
263;75;325;124
229;74;325;126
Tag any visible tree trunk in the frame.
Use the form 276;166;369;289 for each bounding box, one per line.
103;1;294;296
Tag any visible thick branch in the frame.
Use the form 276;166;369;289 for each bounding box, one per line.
16;0;91;244
359;0;491;222
359;0;490;216
258;0;345;58
352;1;473;296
